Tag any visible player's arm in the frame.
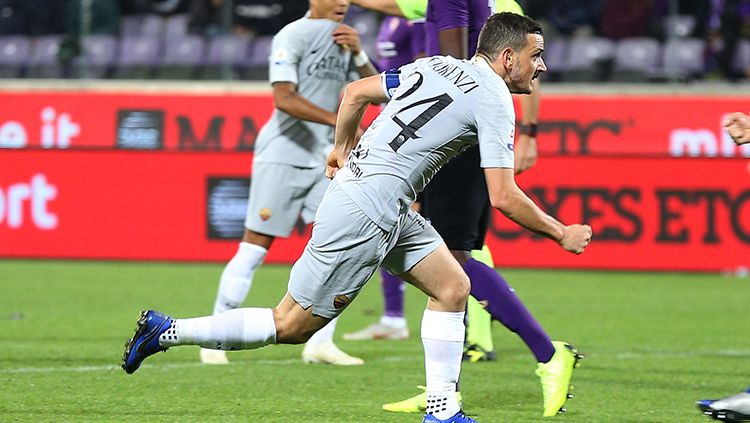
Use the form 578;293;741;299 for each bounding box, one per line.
326;75;389;178
351;0;405;16
514;79;540;174
268;29;338;126
484;167;592;254
352;0;427;19
333;24;378;78
272;82;338;127
723;111;750;145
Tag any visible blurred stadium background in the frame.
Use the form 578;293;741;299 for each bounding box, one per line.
0;0;749;82
0;0;749;421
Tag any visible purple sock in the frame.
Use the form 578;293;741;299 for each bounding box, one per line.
381;268;405;318
464;258;555;363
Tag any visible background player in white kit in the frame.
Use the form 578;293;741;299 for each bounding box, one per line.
199;0;377;366
123;13;592;423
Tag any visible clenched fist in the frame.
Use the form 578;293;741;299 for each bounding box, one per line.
723;112;750;145
559;224;592;254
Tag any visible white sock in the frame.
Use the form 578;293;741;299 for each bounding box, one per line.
305;316;338;347
421;309;464;420
213;242;267;315
380;315;407;328
160;308;276;350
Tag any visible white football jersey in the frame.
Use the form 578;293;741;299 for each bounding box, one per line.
336;55;516;231
254;18;354;168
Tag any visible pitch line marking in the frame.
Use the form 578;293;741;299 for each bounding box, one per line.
0;355;417;374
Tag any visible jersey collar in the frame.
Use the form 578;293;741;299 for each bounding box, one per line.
471;55;504;86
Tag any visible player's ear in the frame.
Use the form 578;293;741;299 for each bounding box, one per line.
500;47;515;69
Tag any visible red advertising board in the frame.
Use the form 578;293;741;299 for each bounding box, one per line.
487;156;750;272
0;91;274;151
1;150;747;271
0;149;311;263
2;90;750;157
533;96;750;157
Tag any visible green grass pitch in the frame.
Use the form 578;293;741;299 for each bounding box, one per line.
1;260;748;422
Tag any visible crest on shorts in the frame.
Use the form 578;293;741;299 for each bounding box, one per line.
259;208;272;221
333;294;350;309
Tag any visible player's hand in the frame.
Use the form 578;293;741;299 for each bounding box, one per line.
722;112;750;145
326;147;347;179
514;134;538;175
328;126;364;178
559;224;592;255
333;24;362;54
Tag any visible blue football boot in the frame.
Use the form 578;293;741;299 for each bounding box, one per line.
122;310;172;374
697;399;716;415
422;411;478;423
696;391;750;422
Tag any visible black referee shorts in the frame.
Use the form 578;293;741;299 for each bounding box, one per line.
422;145;490;251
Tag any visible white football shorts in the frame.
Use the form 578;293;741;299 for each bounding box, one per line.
245;162;329;238
288;180;443;318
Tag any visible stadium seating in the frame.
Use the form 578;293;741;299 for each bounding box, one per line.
539;38;567;81
663;14;696;39
73;35;118;79
0;36;30;78
733;40;750;76
164;14;189;37
120;14;143;37
114;36;161;79
612;37;661;82
140;14;166;37
201;35;251;80
559;36;615;82
0;11;746;83
156;35;205;80
26;36;64;78
661;37;706;81
244;35;273;81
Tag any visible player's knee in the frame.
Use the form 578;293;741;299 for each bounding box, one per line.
437;273;471;310
455;273;471;303
242;229;274;249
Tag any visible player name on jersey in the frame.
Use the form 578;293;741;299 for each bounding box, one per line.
428;58;480;93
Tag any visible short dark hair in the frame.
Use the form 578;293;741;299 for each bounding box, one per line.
476;12;543;61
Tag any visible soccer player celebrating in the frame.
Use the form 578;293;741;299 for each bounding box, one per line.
199;0;377;366
122;13;592;423
353;0;575;417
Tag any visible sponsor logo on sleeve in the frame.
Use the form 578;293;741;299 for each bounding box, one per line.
272;48;290;65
